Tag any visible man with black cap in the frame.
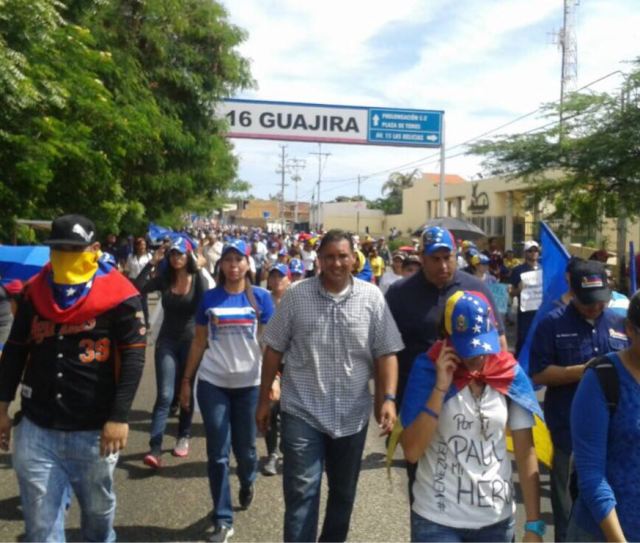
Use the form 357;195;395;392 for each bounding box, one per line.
530;259;628;542
0;214;146;542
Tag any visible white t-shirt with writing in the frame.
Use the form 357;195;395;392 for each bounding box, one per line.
413;385;534;529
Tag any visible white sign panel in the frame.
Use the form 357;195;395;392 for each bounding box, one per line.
216;99;443;148
519;269;543;312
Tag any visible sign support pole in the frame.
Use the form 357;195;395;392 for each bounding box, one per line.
439;113;446;218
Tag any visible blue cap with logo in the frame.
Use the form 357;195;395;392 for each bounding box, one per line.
269;263;290;277
422;226;456;255
289;258;305;275
169;237;190;254
221;239;248;258
444;291;500;358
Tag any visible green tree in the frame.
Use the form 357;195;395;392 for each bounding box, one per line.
469;61;640;238
0;0;252;240
374;169;421;214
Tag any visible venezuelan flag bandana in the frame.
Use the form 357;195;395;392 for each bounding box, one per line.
48;250;100;309
401;340;543;426
386;340;544;473
26;258;139;324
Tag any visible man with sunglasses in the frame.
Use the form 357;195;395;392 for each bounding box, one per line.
0;214;146;542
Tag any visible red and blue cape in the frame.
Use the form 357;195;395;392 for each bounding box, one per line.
400;339;543;428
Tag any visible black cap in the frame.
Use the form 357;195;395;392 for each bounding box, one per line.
45;214;97;247
570;260;610;304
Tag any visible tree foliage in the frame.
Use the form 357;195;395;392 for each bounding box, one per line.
469;61;640;236
370;169;421;214
0;0;253;239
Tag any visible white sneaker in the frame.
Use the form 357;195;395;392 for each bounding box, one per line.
263;453;278;476
209;525;234;543
172;437;189;458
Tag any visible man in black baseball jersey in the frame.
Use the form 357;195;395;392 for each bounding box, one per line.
0;214;146;542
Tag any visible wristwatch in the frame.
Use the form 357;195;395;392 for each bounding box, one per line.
524;520;546;537
383;394;396;403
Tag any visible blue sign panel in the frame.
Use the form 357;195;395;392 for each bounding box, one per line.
367;108;442;147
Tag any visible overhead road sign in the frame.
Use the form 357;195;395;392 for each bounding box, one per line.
217;99;443;148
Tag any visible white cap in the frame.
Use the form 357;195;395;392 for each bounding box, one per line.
524;240;539;252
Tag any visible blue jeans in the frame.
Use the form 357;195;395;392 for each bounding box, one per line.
12;416;117;542
281;412;368;543
410;510;515;542
197;380;258;528
149;336;193;450
550;446;572;542
566;514;601;542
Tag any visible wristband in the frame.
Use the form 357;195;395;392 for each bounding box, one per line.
420;405;439;420
434;385;448;394
383;394;396;403
523;520;546;537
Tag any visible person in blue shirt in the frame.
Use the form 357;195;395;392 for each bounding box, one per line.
568;290;640;542
530;260;628;542
179;239;274;543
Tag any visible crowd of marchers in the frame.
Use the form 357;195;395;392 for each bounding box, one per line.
1;214;639;543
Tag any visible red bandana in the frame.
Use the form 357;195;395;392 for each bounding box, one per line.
427;339;517;396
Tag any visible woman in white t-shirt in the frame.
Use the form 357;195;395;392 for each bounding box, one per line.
400;290;544;543
179;239;274;543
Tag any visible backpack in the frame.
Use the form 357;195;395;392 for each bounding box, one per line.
568;355;620;500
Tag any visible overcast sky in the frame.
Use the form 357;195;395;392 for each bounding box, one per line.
219;0;639;203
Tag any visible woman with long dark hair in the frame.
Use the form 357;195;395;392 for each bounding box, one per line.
180;239;274;543
135;236;208;467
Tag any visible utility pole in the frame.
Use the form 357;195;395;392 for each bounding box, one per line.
309;143;331;230
275;145;288;233
356;175;366;235
287;158;306;227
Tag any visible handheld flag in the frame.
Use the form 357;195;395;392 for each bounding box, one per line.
517;222;570;374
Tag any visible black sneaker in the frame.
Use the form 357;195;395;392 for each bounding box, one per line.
239;484;254;509
208;525;234;543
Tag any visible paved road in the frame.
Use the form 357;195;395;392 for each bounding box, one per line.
0;321;553;542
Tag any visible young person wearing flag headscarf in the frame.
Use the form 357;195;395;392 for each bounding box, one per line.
386;226;507;502
0;214;146;542
400;290;544;543
179;239;274;543
135;236;209;466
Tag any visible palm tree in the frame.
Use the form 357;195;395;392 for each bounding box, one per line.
380;169;421;214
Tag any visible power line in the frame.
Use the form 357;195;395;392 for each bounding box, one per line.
319;69;625;186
